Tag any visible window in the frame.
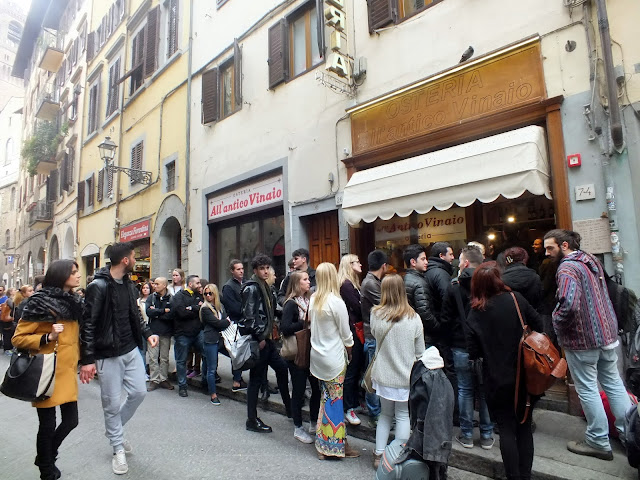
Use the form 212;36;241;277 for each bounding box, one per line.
86;174;94;207
167;0;178;58
201;40;242;124
267;3;324;89
165;159;176;192
128;6;160;95
10;187;15;210
4;230;9;249
130;28;145;94
69;91;79;122
367;0;439;32
8;21;22;44
66;148;75;191
130;141;143;184
5;138;13;165
77;181;84;212
87;79;100;135
106;58;121;117
97;168;105;202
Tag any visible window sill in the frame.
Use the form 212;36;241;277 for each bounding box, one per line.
151;50;182;82
84;130;99;146
124;84;147;108
102;110;120;129
285;60;325;85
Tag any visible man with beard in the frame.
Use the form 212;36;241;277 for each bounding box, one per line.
544;229;630;461
80;242;159;475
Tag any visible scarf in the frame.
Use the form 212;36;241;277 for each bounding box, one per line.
292;296;309;323
21;287;83;323
251;274;274;326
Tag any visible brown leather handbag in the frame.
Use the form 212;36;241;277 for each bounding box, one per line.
294;309;311;369
512;292;567;423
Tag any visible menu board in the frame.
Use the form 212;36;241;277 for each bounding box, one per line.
572;218;612;254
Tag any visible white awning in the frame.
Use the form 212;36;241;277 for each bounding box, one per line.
342;126;552;226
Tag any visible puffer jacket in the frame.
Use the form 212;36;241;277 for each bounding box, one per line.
502;263;543;311
239;278;275;342
171;288;203;337
404;269;438;343
81;267;152;365
425;258;454;322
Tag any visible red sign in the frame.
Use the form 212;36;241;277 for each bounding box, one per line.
567;153;581;168
120;219;150;242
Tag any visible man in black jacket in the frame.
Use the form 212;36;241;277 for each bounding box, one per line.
79;242;158;475
242;253;290;433
145;277;174;392
220;259;247;392
403;244;437;343
277;248;316;306
442;245;494;449
171;274;204;397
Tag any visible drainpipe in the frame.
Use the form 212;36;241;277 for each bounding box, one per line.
183;0;194;263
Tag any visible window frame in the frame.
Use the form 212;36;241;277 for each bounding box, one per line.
87;77;100;136
166;0;179;59
129;24;146;95
106;56;122;118
287;3;323;80
164;155;177;193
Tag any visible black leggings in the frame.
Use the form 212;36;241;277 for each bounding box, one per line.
36;402;79;466
288;361;320;428
491;405;534;480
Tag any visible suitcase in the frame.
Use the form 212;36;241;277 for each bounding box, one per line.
376;439;432;480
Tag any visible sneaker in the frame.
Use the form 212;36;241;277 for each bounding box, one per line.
159;380;174;390
123;439;133;454
112;450;128;475
567;440;613;461
345;409;361;426
187;370;197;379
455;434;474;448
179;387;188;397
294;426;314;444
232;379;248;392
4;350;12;356
368;415;379;428
210;396;221;406
480;437;495;450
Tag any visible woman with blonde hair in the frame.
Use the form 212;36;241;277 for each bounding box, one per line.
280;270;320;443
310;262;359;460
338;254;364;426
200;283;231;405
370;274;425;468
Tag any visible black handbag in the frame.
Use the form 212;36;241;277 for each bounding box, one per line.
0;342;57;402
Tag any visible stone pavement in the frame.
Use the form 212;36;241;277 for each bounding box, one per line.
192;356;638;480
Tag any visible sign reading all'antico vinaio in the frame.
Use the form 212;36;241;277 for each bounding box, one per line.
350;40;545;155
375;208;467;245
208;174;283;222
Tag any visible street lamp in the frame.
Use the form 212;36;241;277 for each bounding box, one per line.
98;136;152;185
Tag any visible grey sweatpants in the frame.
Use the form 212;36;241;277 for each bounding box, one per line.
96;348;147;452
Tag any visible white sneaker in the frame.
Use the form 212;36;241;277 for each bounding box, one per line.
123;439;133;454
345;408;361;426
294;426;314;444
112;450;128;475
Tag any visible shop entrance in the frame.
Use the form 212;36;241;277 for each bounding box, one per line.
306;210;340;269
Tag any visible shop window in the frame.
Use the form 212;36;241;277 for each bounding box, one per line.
367;0;441;33
106;58;121;117
201;40;242;124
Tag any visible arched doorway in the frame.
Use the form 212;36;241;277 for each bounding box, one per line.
49;235;60;263
156;217;182;278
27;251;34;284
62;227;74;259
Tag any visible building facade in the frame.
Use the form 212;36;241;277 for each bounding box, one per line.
0;1;26;110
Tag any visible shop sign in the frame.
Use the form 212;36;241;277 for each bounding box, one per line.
120;219;150;242
350;39;545;156
208;174;283;222
375;208;466;245
324;0;349;79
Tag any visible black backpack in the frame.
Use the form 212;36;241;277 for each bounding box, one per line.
606;274;640;335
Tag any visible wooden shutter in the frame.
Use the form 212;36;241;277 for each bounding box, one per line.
234;38;242;107
367;0;397;33
87;174;94;206
86;31;95;62
131;142;143;184
144;6;160;78
267;19;288;89
97;168;104;202
106;168;113;197
316;0;325;58
47;170;58;202
77;181;84;211
66;150;74;190
168;0;178;57
201;68;218;124
61;153;69;192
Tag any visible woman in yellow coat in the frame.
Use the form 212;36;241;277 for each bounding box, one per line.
13;259;82;480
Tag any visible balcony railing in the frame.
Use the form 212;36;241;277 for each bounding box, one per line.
35;80;61;122
28;201;53;229
37;30;64;73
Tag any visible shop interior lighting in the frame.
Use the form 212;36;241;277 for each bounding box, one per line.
507;216;516;223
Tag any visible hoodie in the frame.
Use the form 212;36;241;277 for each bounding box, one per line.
553;250;618;350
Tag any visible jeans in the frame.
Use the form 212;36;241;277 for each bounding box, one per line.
147;335;171;384
363;338;381;417
174;332;205;389
565;346;631;450
376;397;410;454
96;348;147;451
247;339;290;421
288;360;320;428
203;342;220;396
452;347;493;438
36;402;78;468
343;332;364;411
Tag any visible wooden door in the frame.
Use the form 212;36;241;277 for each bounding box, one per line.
308;210;340;269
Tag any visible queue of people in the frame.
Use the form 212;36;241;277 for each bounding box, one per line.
1;228;632;479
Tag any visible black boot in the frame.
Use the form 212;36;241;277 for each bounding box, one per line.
34;456;59;480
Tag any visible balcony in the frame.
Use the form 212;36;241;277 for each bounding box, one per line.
35;81;61;122
37;30;64;73
28;201;53;229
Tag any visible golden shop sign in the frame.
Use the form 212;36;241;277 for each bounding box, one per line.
349;38;545;155
375;208;467;244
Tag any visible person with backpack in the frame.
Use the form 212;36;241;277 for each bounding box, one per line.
466;262;544;480
544;229;631;461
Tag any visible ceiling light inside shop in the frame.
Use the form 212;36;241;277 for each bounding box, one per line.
507;216;516;223
487;233;496;240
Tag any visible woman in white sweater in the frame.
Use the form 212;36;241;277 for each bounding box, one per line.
370;274;425;468
310;262;359;460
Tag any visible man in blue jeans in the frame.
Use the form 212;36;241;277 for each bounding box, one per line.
443;245;494;449
545;229;631;461
171;275;205;398
360;250;388;426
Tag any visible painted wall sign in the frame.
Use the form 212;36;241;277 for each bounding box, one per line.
120;219;150;242
350;40;545;156
375;208;467;244
208;174;283;222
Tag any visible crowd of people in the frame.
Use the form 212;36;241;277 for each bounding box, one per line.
0;229;632;479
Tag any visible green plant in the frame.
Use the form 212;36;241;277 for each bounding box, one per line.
21;121;58;176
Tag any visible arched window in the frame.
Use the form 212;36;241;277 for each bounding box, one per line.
5;138;13;165
4;229;9;249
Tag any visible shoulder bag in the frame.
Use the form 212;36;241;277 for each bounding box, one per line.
362;320;396;394
294;308;311;369
280;301;306;361
1;340;57;402
512;292;567;423
221;321;259;371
